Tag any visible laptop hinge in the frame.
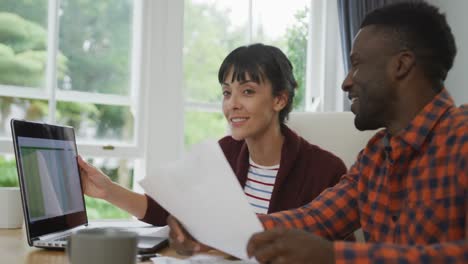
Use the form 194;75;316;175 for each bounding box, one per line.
37;225;85;241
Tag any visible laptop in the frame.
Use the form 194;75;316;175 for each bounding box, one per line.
10;119;168;253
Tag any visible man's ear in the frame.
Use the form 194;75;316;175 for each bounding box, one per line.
274;91;288;112
392;50;416;80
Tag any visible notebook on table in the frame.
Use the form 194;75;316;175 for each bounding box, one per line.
10;119;168;253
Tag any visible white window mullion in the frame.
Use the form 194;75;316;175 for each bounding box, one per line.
46;0;61;124
131;0;143;148
0;85;48;100
76;143;142;159
140;0;184;182
56;90;131;106
131;0;145;192
305;0;325;112
323;0;345;112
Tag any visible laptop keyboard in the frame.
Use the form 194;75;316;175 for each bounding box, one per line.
34;227;126;248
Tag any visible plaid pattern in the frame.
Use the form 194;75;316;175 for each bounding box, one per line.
259;89;468;263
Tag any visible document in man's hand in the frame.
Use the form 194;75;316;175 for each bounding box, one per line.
139;140;264;260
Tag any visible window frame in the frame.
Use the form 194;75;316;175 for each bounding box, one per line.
0;0;186;191
0;0;146;160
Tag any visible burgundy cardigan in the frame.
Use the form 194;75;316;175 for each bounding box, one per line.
141;125;347;226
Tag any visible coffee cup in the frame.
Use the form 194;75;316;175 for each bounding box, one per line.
67;228;138;264
0;187;23;229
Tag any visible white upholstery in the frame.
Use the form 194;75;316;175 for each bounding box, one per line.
286;112;377;169
286;111;378;242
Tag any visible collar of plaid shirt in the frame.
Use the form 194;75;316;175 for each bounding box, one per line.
384;88;454;151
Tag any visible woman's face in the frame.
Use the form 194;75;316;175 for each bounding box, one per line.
222;70;286;141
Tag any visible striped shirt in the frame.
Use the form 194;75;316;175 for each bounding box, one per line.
259;89;468;263
244;158;279;214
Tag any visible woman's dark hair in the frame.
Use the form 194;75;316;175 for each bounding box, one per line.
218;43;298;124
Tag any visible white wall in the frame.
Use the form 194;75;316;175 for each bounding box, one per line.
427;0;468;105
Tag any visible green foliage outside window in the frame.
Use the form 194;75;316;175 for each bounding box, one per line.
0;156;18;187
184;111;227;147
59;0;132;95
85;196;130;219
0;12;68;87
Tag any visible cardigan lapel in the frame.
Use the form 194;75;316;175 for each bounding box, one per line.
267;126;302;213
235;142;250;188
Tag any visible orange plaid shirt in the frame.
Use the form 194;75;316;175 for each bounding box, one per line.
259;89;468;263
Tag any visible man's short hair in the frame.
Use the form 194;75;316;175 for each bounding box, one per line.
361;2;457;89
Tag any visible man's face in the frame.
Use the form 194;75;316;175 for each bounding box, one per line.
342;26;397;131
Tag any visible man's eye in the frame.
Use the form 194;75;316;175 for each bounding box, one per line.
222;91;231;96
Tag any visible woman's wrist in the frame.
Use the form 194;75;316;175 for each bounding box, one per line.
103;181;121;203
103;182;148;219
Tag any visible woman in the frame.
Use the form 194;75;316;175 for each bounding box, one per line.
78;43;346;226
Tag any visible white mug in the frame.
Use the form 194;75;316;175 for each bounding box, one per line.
0;187;23;229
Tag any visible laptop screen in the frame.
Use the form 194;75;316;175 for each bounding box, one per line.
11;119;88;242
17;136;85;222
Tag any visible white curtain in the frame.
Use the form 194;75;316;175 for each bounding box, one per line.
305;0;346;112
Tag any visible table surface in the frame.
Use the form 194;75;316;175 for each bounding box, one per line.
0;227;180;264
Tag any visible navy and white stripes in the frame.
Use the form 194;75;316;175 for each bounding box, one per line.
244;158;279;214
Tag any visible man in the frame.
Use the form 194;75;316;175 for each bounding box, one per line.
169;2;467;263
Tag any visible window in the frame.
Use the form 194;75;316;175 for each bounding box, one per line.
0;0;140;219
0;0;346;219
183;0;312;147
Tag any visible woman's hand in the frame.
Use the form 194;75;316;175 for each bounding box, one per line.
167;215;212;255
77;155;114;200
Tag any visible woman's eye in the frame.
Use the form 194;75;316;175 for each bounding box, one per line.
222;90;230;96
243;89;255;95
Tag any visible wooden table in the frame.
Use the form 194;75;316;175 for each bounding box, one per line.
0;227;178;264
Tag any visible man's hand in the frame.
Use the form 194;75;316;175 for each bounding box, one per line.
77;155;114;200
247;228;335;264
167;215;212;255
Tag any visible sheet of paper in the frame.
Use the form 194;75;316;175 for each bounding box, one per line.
136;225;170;237
89;220;151;228
140;140;264;260
152;254;257;264
89;220;169;238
